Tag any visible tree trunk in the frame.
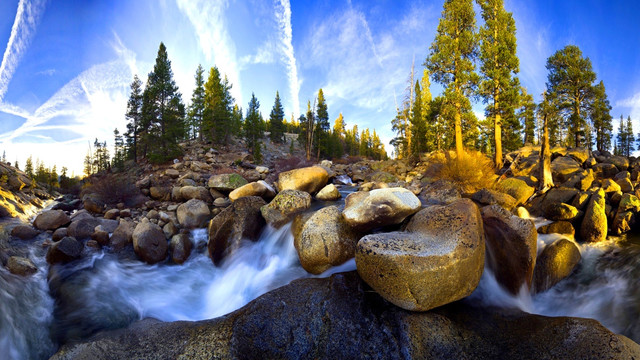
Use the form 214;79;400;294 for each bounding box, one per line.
454;107;463;157
539;113;554;191
494;113;503;169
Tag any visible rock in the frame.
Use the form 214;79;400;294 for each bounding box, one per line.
421;180;461;205
165;169;180;178
294;206;361;274
601;178;622;193
356;198;484;311
170;234;192;264
163;222;178;239
612;210;635;235
99;219;119;233
551;156;583;183
607;155;629;171
543;202;580;221
104;209;120;220
132;221;168;264
261;190;311;228
359;182;388;191
592;163;619;179
6;256;37;276
315;184;341;201
533;239;581;293
208;196;266;265
120;209;131;218
67;218;101;240
135;176;151;189
146;209;159;220
562;169;594;191
494;178;534;206
71;209;94;222
179;186;212;202
83;196;105;214
571;192;590;210
91;229;110;246
50;272;640;360
619;193;640;212
614;171;630;181
213;197;230;207
110;220;135;251
537;221;575;236
52;228;67;241
171;187;183;202
33;210;70;231
228;181;276;202
368;171;397;183
471;188;517;211
177;199;211;229
276;166;329;194
580;189;607;242
541;187;579;208
342;188;421;231
617;178;634;193
10;225;40;240
481;204;537;294
255;166;269;174
207;173;248;192
566;148;590;164
516;206;530;218
46;237;83;264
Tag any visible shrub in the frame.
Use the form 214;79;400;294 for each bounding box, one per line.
82;174;144;207
423;150;497;194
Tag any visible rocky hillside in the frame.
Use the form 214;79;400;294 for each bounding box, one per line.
0;161;52;219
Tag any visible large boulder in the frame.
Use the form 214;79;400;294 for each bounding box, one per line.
612;210;635;235
356;199;485;311
537;221;575;236
179;186;212;202
50;272;640;360
533;239;581;293
132;220;168;264
421;180;461;205
260;190;311;228
33;210;70;230
542;202;580;221
551;156;582;183
46;237;83;264
494;178;534;206
471;188;517;211
592;163;619;179
177;199;210;229
6;256;38;276
208;196;266;265
342;188;421;231
10;225;40;240
110;220;135;251
83;195;105;214
607;155;629;171
149;186;171;201
276;166;329;194
315;184;341;201
562;169;594;191
481;205;537;294
170;233;192;265
540;187;579;208
619;193;640;212
566;148;590;165
67;218;101;240
228;181;276;202
294;206;361;274
207;173;248;192
580;189;607;242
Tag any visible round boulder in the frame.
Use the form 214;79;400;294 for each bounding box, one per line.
276;166;329;194
537;221;575;236
132;221;168;264
33;210;70;231
228;181;276;202
315;184;341;201
46;237;83;264
6;256;38;276
356;198;485;311
533;238;581;293
110;219;136;251
177;199;211;229
179;186;212;202
67;218;102;240
170;233;192;265
342;187;421;231
207;173;248;192
580;189;607;242
10;225;40;240
294;206;361;274
494;178;534;206
260;190;311;228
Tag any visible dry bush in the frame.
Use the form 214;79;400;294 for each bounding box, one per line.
423;150;497;194
82;174;144;207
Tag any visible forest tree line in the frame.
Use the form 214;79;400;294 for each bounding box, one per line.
391;0;631;167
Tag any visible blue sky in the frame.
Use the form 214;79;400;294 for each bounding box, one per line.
1;0;639;175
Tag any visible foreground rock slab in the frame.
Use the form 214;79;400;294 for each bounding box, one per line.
356;199;485;311
342;187;421;231
276;166;329;194
51;272;640;360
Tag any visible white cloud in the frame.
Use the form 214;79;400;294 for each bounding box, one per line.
240;41;277;67
274;0;301;118
35;68;55;76
175;0;242;104
0;0;47;101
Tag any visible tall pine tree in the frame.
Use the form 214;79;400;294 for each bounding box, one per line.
519;88;537;145
315;89;330;160
591;80;613;152
269;91;285;143
187;64;206;141
478;0;520;168
203;67;234;145
625;116;634;156
426;0;478;157
125;75;143;161
244;93;264;161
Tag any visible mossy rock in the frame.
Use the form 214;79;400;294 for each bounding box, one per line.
495;178;534;206
208;173;248;192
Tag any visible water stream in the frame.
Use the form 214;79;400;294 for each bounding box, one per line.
1;204;640;358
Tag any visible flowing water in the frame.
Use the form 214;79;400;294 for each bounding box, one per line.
2;201;640;358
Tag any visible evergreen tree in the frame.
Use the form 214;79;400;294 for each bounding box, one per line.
426;0;479;157
187;64;206;140
519;88;537;145
545;45;596;147
125;75;143;162
25;156;34;178
14;160;18;170
410;80;427;156
478;0;520;168
616;115;626;156
244;93;264;159
83;150;93;177
420;69;434;151
591;80;613;152
330;113;346;159
269;91;285;143
625;116;634;156
300;101;316;160
141;42;186;162
113;128;125;169
203;67;234;145
345;124;359;156
315;89;330;159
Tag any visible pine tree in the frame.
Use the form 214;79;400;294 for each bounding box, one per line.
269;91;285;144
244;93;264;158
625;116;634;156
125;75;143;162
300;100;316;160
113;128;125;169
13;160;18;170
187;64;206;140
426;0;479;157
591;80;613;152
616;115;626;156
330;113;346;159
315;89;330;160
141;42;186;162
519;88;537;145
545;45;596;148
203;67;234;145
420;69;434;151
478;0;520;168
410;80;427;156
25;156;34;178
